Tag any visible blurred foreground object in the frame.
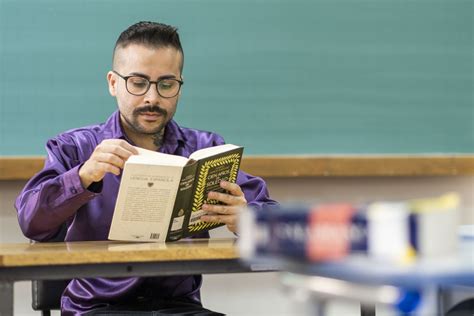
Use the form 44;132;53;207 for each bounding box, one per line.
239;193;460;263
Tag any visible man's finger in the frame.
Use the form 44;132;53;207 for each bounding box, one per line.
98;144;138;159
202;203;236;215
207;191;238;204
97;152;126;169
100;139;139;155
220;181;244;197
109;145;138;159
88;161;120;179
117;140;139;155
200;214;234;225
99;162;121;176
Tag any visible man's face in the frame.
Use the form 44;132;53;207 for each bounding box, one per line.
107;44;183;136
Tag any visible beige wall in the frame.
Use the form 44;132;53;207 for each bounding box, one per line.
268;176;474;224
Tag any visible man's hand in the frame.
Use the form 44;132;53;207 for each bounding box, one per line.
79;139;138;189
200;180;247;234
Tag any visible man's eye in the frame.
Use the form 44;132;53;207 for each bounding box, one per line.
129;78;148;88
159;80;176;90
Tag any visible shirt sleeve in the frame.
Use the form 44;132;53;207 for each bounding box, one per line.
15;136;99;241
212;134;278;209
237;171;279;209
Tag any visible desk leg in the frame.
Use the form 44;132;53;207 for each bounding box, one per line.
360;304;376;316
0;281;13;316
313;300;327;316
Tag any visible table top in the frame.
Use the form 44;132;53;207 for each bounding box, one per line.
0;238;239;267
249;254;474;288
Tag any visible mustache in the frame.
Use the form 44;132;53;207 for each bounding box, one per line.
134;105;167;116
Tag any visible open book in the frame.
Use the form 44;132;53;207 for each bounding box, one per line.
108;144;243;242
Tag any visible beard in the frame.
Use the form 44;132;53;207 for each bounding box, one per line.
122;105;170;135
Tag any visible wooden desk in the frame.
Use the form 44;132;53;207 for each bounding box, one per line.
0;238;263;316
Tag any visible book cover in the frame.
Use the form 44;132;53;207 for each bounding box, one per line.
238;204;368;262
108;144;243;242
166;146;243;241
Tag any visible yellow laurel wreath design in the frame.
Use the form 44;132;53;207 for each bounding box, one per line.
188;153;241;232
189;221;222;232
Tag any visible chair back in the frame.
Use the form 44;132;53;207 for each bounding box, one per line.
31;225;70;314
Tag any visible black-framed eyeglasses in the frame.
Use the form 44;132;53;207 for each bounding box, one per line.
112;70;184;98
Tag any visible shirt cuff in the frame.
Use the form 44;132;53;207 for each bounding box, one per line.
62;165;99;200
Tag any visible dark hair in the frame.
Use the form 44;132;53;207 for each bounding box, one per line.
113;21;184;71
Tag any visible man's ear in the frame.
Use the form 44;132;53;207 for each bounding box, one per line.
178;75;184;97
107;71;117;96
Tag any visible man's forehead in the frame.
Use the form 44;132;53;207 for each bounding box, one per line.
116;43;180;54
113;44;183;70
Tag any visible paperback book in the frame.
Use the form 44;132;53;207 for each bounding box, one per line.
108;144;243;242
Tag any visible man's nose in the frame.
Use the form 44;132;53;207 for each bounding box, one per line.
143;83;161;103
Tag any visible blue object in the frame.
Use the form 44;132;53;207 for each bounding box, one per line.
395;289;421;313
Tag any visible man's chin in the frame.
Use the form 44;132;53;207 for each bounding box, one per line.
134;123;166;135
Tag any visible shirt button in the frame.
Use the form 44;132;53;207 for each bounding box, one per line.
70;188;77;194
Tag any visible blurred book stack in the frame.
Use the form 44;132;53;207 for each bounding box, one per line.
238;193;460;264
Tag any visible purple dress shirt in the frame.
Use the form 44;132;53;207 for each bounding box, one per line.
15;111;277;315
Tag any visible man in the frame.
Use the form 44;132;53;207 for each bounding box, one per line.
16;21;277;315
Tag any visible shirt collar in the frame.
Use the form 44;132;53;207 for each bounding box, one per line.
160;118;185;154
104;110;185;154
106;110;126;139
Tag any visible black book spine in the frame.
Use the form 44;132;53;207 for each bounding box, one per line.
165;162;198;241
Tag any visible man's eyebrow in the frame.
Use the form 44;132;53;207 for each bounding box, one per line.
157;74;178;80
128;72;178;80
129;72;150;79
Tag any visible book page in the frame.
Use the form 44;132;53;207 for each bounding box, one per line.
189;144;240;161
130;147;189;166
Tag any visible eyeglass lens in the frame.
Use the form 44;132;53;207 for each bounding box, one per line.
126;76;181;97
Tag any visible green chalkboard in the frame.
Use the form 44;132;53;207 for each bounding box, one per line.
0;0;472;155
